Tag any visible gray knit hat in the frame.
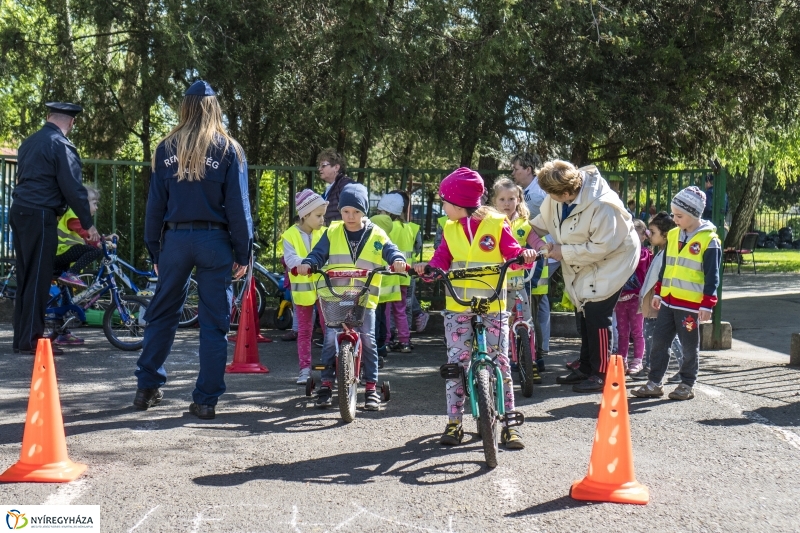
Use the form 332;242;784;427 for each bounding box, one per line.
671;186;706;219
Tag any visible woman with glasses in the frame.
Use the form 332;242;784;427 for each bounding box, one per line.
316;148;354;226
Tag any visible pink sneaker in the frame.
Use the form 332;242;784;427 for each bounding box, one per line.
55;333;84;345
58;272;87;289
628;359;643;374
566;358;581;371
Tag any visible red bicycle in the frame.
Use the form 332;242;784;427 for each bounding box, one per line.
296;266;400;422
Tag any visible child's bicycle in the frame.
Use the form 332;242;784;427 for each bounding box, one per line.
298;265;400;423
508;256;547;398
47;238;149;351
417;256;527;468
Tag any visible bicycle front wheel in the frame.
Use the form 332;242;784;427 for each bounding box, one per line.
476;366;499;468
516;328;535;398
103;295;149;351
337;340;358;423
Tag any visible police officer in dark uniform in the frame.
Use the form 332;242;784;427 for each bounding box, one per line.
10;102;99;355
133;80;253;420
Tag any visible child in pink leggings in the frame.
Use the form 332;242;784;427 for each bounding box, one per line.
281;190;328;384
615;219;652;374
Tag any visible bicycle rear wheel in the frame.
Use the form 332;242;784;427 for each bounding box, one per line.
337;340;358;423
103;295;149;351
230;278;266;329
476;366;499;468
179;277;199;327
516;328;535;398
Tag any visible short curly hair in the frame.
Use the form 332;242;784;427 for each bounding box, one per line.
510;152;541;171
536;160;583;197
316;148;347;172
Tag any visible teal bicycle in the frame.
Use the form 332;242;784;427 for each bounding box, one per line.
419;256;526;468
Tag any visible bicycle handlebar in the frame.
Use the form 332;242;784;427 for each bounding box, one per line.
415;255;528;309
290;265;409;297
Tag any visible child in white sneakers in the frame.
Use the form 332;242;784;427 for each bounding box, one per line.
615;219;652;374
632;187;720;400
281;190;328;385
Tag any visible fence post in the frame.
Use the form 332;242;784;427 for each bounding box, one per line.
712;167;727;346
130;166;135;265
289;171;296;223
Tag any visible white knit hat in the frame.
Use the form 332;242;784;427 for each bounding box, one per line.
377;193;405;216
671;186;706;219
296;189;328;219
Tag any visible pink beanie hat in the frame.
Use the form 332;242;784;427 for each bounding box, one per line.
439;167;485;208
295;189;328;219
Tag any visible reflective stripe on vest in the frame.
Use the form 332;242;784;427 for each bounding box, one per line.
442;213;507;313
660;226;717;305
56;208;86;255
282;225;325;306
388;221;419;288
507;216;532;284
325;223;390;309
530;262;549;295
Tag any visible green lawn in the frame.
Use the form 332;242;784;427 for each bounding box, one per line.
748;249;800;273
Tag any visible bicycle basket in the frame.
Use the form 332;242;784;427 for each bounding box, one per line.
316;284;369;327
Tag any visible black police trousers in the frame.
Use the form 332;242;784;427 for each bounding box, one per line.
10;204;58;352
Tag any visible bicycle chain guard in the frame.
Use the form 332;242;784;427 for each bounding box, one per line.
439;363;462;379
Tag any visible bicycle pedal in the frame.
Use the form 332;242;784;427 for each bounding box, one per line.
439;363;462;379
311;364;331;371
503;411;525;427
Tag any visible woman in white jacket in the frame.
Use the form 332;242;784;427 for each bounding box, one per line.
529;161;640;393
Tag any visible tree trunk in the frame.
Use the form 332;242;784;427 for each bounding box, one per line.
570;139;590;167
725;165;765;248
47;0;78;100
357;125;371;183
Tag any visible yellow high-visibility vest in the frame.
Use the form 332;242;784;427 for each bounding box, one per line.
388;220;419;288
660;226;718;305
56;208;86;255
281;225;325;306
437;215;448;230
326;222;391;309
506;216;531;286
443;212;507;313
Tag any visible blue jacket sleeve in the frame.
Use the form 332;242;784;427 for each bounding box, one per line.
302;232;331;268
381;240;405;264
224;147;254;265
144;169;168;264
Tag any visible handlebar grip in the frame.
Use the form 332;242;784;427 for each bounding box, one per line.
423;265;433;276
290;265;318;276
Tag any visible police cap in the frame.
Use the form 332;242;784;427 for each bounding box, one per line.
45;102;83;117
185;80;216;97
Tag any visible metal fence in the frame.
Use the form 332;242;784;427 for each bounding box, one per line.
752;211;800;235
604;169;710;219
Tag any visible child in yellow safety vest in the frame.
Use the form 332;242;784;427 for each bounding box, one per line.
377;191;421;352
281;189;328;385
413;168;537;448
492;178;549;380
631;187;721;401
297;183;407;411
53;185;116;345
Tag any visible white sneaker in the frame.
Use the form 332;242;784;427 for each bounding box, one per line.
415;312;430;333
297;367;311;385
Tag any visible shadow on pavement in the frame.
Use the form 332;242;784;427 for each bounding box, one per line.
504;495;593;517
193;434;495;487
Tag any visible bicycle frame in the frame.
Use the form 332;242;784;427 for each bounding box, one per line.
466;316;506;420
508;267;537;365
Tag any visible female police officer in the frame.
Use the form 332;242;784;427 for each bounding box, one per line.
133;80;253;420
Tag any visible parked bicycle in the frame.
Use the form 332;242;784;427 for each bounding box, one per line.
46;239;149;350
300;265;398;423
417;257;527;468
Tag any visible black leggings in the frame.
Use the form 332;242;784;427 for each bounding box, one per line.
54;245;102;275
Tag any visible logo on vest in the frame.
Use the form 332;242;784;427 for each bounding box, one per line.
373;241;383;252
689;242;702;255
516;228;525;237
478;234;496;252
682;315;696;332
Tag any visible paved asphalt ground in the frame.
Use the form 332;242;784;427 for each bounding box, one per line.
1;274;799;533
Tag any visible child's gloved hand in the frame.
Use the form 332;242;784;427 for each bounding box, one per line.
391;260;407;273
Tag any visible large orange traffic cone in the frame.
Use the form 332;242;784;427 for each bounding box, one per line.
228;277;271;343
226;276;269;374
570;354;649;504
0;339;87;482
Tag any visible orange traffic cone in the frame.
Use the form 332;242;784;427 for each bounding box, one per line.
226;276;269;374
0;339;87;482
570;354;649;504
228;277;271;343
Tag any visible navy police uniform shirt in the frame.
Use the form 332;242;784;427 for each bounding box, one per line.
12;122;93;229
145;137;253;265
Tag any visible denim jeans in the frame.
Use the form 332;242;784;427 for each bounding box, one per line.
643;317;683;370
